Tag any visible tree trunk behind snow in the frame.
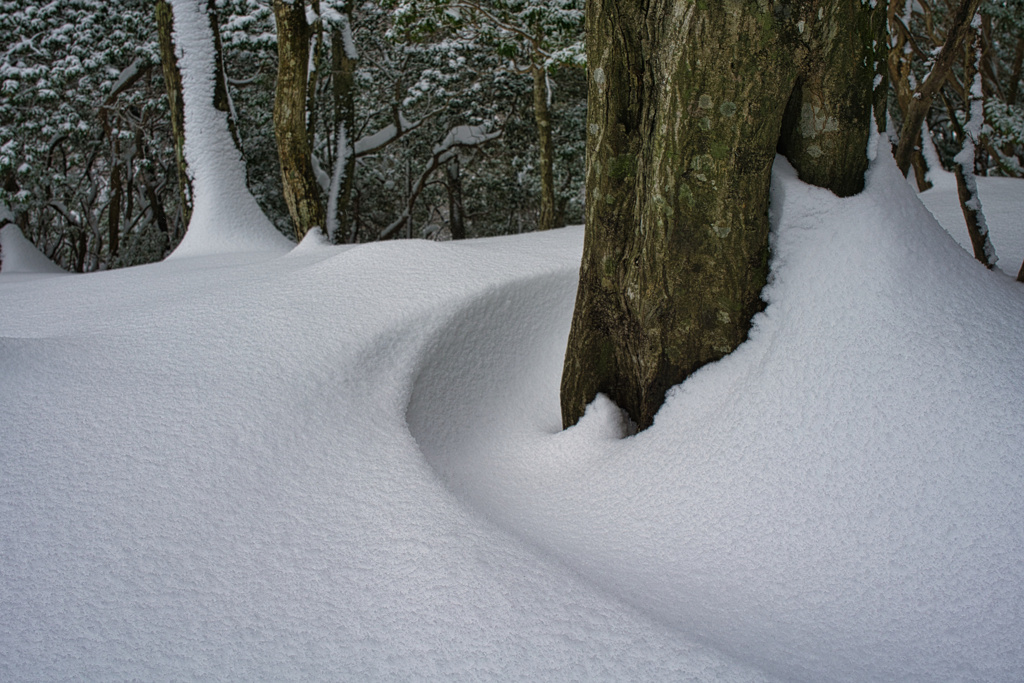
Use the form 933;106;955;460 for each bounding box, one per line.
532;65;556;232
893;0;982;177
954;27;996;269
447;154;465;240
207;0;242;153
331;20;357;242
155;0;192;226
274;0;326;241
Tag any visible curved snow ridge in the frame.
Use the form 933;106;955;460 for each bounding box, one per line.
406;152;1024;682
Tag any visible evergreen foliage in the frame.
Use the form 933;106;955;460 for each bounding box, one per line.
1;0;1019;271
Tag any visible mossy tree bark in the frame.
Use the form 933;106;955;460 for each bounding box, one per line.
561;0;887;431
532;64;556;232
273;0;326;240
155;0;192;226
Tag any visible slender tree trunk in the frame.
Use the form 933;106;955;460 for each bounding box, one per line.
953;27;996;268
108;153;122;259
894;0;983;177
135;129;171;249
447;154;465;240
1008;36;1024;105
887;6;932;190
273;0;326;240
562;0;886;431
306;0;324;145
155;0;192;225
532;64;556;232
207;0;242;153
331;10;358;242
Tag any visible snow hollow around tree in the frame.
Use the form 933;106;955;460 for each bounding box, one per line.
2;147;1023;681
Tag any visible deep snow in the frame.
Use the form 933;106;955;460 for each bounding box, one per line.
2;148;1023;681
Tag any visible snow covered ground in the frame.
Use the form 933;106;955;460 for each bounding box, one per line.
2;149;1023;681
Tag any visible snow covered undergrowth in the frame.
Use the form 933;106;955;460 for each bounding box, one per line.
2;149;1023;681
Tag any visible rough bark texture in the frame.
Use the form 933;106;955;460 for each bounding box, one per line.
561;0;887;431
155;0;192;225
274;0;326;240
532;65;556;231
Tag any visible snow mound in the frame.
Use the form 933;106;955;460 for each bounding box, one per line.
407;150;1024;682
0;224;66;277
1;229;770;681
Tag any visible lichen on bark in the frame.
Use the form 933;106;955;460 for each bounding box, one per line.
561;0;887;431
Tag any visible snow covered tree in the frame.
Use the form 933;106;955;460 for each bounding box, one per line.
163;0;289;256
952;18;998;268
389;0;584;232
0;0;180;270
561;0;888;431
891;0;984;181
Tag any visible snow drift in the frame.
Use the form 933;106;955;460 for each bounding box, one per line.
408;150;1024;681
2;146;1023;681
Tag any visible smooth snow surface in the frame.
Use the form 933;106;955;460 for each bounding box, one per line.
0;224;66;278
166;0;291;258
920;166;1024;274
3;147;1023;681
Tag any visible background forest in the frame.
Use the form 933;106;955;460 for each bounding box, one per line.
1;0;1022;272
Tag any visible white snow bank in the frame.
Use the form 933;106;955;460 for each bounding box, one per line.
0;232;766;680
3;143;1023;681
0;224;66;278
408;149;1024;682
167;0;291;258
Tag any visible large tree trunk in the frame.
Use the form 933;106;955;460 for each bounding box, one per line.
532;64;556;232
561;0;886;431
155;0;192;226
273;0;326;240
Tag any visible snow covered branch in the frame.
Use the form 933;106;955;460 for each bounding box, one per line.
380;124;501;240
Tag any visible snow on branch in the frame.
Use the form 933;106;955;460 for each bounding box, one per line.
380;124;501;240
354;111;424;157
